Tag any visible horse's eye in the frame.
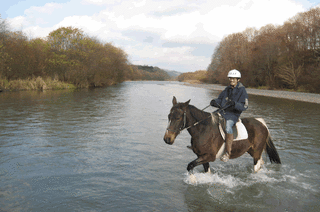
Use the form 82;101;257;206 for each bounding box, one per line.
169;113;179;120
173;115;180;120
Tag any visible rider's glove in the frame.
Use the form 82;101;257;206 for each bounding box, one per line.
225;100;235;109
226;100;235;106
210;99;221;108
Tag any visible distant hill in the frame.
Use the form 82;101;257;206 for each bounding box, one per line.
130;65;172;81
164;70;181;78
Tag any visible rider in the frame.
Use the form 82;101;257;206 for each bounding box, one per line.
210;69;248;162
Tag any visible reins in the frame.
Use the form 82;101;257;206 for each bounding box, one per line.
183;105;212;131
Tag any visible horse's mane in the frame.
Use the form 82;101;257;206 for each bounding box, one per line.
188;105;218;125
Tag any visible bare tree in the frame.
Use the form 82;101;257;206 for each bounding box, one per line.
276;62;303;89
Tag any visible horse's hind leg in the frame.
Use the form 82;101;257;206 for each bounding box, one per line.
203;163;211;173
254;156;264;172
247;148;264;172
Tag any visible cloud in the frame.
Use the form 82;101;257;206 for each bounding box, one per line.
81;0;119;5
25;3;63;15
87;0;306;44
57;15;105;33
7;16;28;30
125;43;210;71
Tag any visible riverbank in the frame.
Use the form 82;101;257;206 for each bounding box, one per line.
183;82;320;104
0;77;77;91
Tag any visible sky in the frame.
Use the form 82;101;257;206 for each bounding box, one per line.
1;0;319;73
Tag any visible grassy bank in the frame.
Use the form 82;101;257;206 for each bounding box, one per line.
0;76;76;91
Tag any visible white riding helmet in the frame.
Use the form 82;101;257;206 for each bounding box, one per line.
227;69;241;78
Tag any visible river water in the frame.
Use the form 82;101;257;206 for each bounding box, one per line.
0;81;319;211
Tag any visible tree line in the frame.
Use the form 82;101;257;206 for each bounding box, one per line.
0;17;171;91
207;7;320;93
130;65;171;81
177;70;208;83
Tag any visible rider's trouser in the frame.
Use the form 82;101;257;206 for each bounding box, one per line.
226;119;235;134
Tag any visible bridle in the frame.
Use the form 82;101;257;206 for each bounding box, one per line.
166;104;229;134
166;105;211;134
166;110;187;133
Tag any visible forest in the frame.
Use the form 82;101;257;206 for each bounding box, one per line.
207;7;320;93
0;17;171;91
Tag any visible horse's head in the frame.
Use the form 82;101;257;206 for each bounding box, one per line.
163;96;190;145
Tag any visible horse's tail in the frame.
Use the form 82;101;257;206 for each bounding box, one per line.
256;118;281;164
266;135;281;164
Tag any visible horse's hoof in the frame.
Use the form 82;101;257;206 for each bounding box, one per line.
189;174;197;184
254;158;263;172
220;153;230;162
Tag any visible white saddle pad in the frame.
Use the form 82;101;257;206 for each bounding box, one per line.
217;116;248;141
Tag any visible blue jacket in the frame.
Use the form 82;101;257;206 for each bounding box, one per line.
215;82;248;123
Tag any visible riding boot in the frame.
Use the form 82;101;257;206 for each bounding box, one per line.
221;133;233;162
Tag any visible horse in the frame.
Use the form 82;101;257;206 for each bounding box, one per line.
163;96;281;181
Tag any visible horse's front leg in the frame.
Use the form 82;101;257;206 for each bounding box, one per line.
203;162;211;174
187;155;213;173
187;158;202;184
187;157;210;183
187;158;202;173
187;155;214;183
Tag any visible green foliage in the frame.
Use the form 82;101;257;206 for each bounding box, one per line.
207;7;320;93
0;76;76;91
0;23;132;90
0;77;9;89
47;27;85;51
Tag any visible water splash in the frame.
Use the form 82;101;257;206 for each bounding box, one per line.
183;163;319;211
184;171;246;188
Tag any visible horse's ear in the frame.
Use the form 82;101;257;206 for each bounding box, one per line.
184;99;191;106
172;96;177;105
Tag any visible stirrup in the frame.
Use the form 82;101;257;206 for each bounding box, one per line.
220;153;230;162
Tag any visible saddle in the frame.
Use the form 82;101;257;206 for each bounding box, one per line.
216;113;248;141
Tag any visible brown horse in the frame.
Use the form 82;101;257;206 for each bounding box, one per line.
163;97;281;180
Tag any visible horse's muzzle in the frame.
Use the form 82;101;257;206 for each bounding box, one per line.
164;137;172;145
163;131;175;145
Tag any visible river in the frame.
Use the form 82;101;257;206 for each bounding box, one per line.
0;81;319;211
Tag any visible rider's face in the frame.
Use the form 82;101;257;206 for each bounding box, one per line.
229;77;239;87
